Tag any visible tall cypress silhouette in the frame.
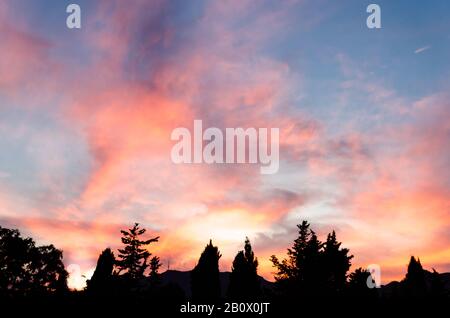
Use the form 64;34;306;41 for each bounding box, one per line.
116;223;159;279
228;237;260;300
86;248;115;293
191;240;221;303
403;256;427;299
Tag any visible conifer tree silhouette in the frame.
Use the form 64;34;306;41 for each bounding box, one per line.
271;220;353;300
116;223;159;279
270;220;312;282
271;220;322;297
86;248;115;293
149;255;162;285
302;229;323;293
323;230;353;294
191;240;221;303
228;237;260;300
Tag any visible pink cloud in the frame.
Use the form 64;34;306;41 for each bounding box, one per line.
0;1;448;289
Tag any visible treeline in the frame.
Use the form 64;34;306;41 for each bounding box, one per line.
0;221;449;314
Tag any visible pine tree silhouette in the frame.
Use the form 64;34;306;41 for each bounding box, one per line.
270;220;312;283
116;223;159;279
302;229;323;293
228;237;260;300
271;220;322;297
191;240;221;303
149;256;162;285
323;230;353;294
271;220;353;301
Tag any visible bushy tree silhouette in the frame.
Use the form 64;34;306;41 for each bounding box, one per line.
191;240;221;303
228;237;260;300
347;267;378;301
86;248;115;294
0;226;68;297
116;223;159;279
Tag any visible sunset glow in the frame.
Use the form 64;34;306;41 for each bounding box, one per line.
0;1;449;291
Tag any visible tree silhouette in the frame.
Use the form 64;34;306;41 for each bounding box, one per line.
86;248;115;293
429;268;446;301
271;220;323;297
301;229;323;293
3;221;450;309
116;223;159;279
271;220;352;300
0;226;68;296
347;267;378;301
322;230;353;294
270;220;313;282
191;240;221;303
403;256;427;299
149;256;162;285
228;237;260;300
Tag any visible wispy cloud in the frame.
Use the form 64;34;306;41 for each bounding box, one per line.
414;45;431;54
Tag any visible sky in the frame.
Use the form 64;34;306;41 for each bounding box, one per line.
0;0;449;290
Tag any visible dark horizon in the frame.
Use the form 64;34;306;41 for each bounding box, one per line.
1;220;449;314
